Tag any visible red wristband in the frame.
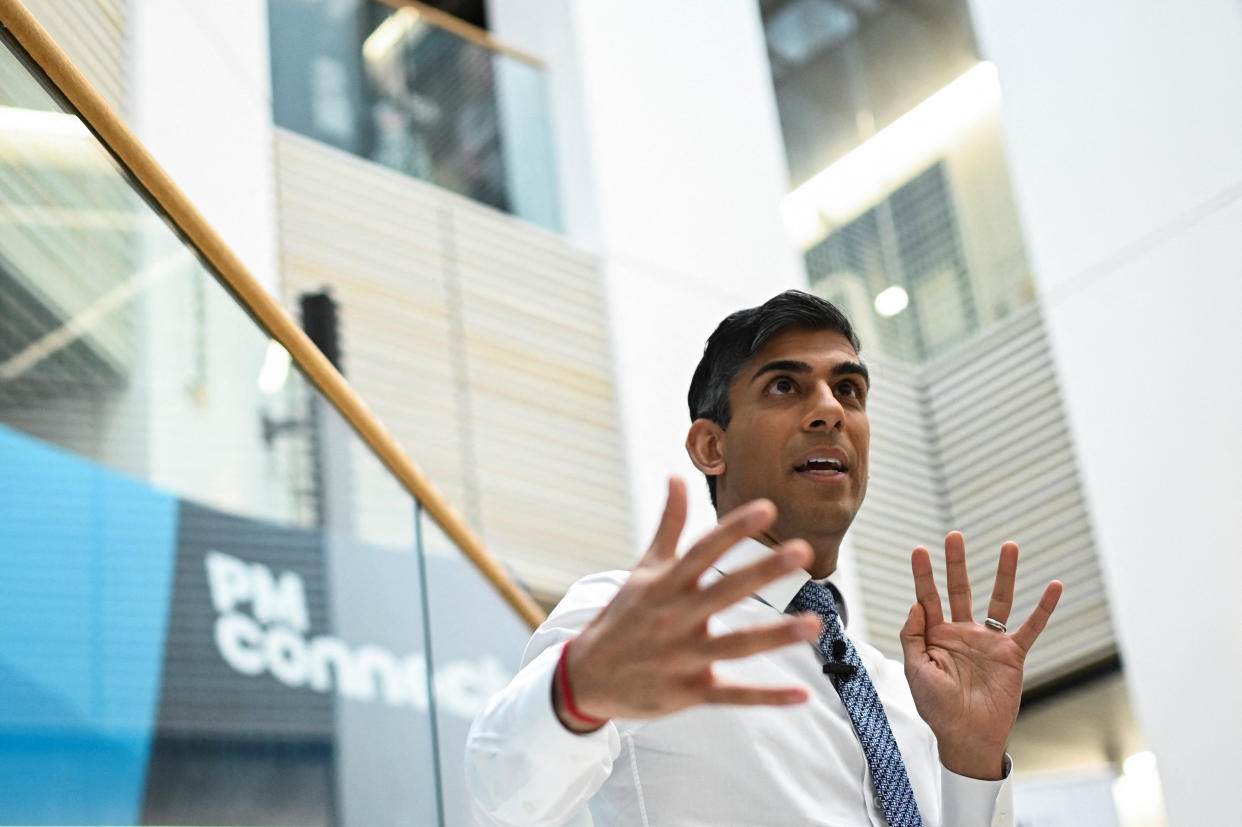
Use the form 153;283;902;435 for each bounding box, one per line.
556;638;609;728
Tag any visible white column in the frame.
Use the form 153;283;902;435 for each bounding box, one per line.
128;0;280;294
489;0;807;547
969;1;1242;822
126;0;292;517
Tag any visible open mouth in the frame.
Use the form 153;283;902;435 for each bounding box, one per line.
794;457;847;476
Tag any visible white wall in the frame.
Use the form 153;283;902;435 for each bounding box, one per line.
128;0;280;294
969;1;1242;822
126;0;299;522
490;0;807;550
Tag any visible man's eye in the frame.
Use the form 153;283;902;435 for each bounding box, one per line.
836;381;859;398
770;378;796;394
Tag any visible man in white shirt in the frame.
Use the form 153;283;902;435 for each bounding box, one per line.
466;291;1063;825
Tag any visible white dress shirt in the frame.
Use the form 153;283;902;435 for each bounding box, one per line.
466;538;1014;826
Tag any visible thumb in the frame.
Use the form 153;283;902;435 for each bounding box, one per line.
899;602;926;666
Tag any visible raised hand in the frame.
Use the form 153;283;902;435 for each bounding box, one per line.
557;477;823;732
899;532;1063;779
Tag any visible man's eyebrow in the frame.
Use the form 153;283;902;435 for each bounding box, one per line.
747;359;871;388
748;359;811;385
833;360;870;388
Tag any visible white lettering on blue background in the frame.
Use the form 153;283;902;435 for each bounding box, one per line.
203;550;505;717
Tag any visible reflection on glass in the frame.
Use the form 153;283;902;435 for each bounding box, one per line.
768;0;1035;365
805;157;1035;363
269;0;561;232
806;164;973;361
764;0;979;188
0;29;526;825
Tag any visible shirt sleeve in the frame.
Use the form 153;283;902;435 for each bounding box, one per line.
465;573;627;826
940;754;1014;827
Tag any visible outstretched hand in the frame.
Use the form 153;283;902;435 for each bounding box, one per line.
557;477;823;732
899;532;1063;779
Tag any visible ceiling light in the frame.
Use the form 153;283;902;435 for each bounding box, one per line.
258;339;291;395
873;285;908;317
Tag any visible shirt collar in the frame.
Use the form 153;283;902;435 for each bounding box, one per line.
710;536;849;627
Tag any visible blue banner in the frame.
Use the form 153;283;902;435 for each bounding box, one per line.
0;423;178;824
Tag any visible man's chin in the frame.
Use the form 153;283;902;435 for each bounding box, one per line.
781;503;857;541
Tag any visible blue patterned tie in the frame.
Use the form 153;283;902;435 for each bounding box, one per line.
789;580;924;827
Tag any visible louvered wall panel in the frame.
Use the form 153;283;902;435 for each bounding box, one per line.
274;131;631;601
23;0;127;114
276;132;466;555
850;355;946;648
851;308;1115;689
926;307;1115;686
451;198;632;597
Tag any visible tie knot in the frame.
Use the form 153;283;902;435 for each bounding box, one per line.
788;580;838;620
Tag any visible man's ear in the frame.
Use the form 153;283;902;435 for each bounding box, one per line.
686;418;726;478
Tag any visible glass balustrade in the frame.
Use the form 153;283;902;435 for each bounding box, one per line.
269;0;561;233
0;21;530;826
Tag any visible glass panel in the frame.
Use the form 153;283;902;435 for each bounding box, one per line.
769;1;1036;364
805;163;981;361
268;0;562;232
793;76;1038;363
764;0;978;187
417;508;531;826
0;28;525;825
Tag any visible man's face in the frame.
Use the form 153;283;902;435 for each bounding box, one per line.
714;327;870;557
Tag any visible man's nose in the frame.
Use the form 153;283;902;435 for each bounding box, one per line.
802;382;845;431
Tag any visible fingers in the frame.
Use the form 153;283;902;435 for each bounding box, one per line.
1012;580;1064;652
695;539;810;615
898;602;927;665
985;541;1020;625
669;498;776;585
702;613;821;661
639;477;688;565
910;546;945;628
703;682;809;706
944;531;973;622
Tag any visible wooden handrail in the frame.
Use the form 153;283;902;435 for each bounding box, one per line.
374;0;544;67
0;0;547;629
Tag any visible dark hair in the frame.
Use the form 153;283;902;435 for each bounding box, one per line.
687;290;861;509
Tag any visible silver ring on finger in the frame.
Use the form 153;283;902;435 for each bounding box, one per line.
984;617;1007;633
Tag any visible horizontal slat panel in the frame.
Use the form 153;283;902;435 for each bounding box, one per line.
852;309;1115;689
451;194;631;598
922;304;1044;385
275;133;631;602
940;416;1073;487
24;0;127;115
